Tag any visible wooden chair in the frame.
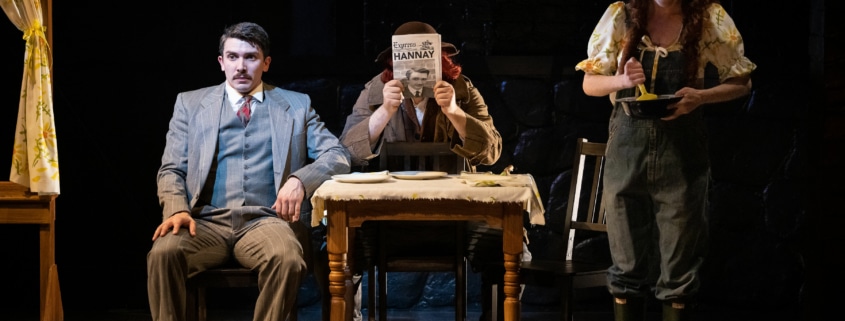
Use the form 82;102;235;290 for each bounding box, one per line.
492;138;610;321
368;141;468;321
186;263;260;321
378;141;466;174
185;221;328;321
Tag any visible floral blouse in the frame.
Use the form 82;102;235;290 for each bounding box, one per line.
575;1;756;83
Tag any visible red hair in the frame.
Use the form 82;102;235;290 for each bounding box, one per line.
380;53;463;83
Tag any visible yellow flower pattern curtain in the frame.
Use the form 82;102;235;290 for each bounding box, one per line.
2;0;59;194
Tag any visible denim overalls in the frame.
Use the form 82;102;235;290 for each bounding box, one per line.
604;43;710;302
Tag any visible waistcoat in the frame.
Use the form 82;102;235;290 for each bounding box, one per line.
200;99;276;210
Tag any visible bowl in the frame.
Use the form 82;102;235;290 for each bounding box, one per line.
617;95;681;119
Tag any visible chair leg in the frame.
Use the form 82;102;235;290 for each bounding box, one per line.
313;242;331;321
485;281;505;321
186;283;198;321
560;278;574;321
490;283;500;321
368;265;376;321
455;262;467;321
456;259;466;321
455;222;467;321
197;287;207;321
378;224;388;321
378;267;387;321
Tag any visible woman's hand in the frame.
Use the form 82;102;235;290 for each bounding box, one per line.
382;79;405;113
620;57;646;88
433;80;467;139
434;81;459;113
583;57;647;97
662;87;703;120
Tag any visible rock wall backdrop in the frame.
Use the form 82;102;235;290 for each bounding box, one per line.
0;1;832;321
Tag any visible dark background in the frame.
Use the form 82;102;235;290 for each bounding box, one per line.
0;1;836;321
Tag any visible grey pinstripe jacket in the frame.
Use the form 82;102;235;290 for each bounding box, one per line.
157;82;350;221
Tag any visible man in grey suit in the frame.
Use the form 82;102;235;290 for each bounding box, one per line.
147;22;350;321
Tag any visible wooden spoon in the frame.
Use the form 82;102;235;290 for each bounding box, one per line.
636;84;658;101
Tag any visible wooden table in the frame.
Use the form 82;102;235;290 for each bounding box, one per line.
0;181;63;321
311;174;545;321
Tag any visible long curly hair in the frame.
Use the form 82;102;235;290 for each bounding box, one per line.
621;0;715;86
380;53;463;84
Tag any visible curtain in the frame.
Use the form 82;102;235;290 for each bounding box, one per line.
2;0;59;194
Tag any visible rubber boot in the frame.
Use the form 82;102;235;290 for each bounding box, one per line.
662;300;691;321
613;297;646;321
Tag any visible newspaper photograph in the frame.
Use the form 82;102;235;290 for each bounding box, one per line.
391;33;442;99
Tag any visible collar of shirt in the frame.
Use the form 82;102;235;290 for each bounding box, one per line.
224;82;265;112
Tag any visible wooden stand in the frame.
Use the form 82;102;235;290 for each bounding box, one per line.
0;181;63;321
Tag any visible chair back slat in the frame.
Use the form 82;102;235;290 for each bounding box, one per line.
565;138;608;260
380;142;465;173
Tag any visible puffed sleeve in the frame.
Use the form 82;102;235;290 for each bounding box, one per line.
575;1;628;76
700;3;757;82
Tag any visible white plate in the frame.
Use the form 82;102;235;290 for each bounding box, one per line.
390;171;449;180
332;172;390;183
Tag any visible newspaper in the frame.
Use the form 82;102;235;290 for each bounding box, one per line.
391;33;442;99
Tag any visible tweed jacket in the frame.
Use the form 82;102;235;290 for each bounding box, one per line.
340;74;502;168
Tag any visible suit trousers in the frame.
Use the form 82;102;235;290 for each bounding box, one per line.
147;208;308;321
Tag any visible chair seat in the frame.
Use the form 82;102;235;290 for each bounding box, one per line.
189;267;257;287
520;259;611;277
186;266;261;321
520;260;610;290
386;256;462;271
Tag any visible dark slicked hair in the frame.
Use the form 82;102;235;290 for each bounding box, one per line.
405;67;431;80
218;22;271;57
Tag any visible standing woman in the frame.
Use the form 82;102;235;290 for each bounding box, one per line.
575;1;756;320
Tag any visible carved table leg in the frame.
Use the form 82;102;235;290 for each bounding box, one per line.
326;203;350;321
502;203;523;321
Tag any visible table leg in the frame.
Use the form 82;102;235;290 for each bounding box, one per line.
39;223;53;318
326;203;351;321
502;204;523;321
0;183;62;320
40;217;63;321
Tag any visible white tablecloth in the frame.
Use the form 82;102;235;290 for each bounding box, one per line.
310;173;545;227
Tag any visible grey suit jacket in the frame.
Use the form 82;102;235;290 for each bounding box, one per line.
157;82;350;221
